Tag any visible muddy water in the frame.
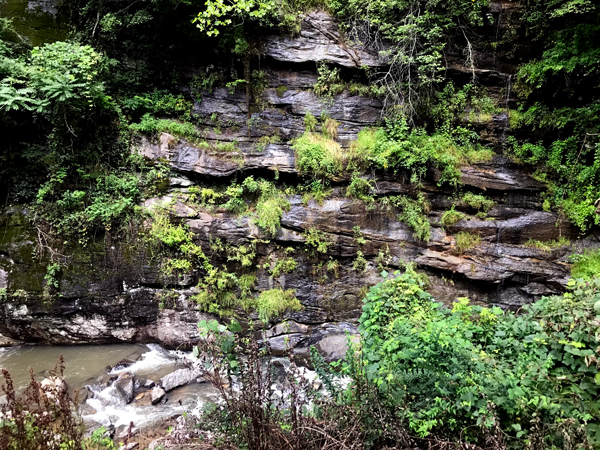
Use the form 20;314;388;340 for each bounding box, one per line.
0;0;68;46
0;344;219;432
0;344;147;392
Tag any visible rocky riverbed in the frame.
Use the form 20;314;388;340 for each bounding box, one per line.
0;344;218;442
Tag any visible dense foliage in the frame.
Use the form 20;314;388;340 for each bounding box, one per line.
508;0;600;232
352;270;600;448
191;269;600;450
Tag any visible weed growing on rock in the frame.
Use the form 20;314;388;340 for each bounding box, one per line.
461;192;495;213
254;288;301;323
524;236;570;252
252;180;291;237
570;248;600;280
454;231;481;254
381;194;431;242
270;256;298;278
346;173;375;210
299;179;332;205
304;229;331;256
440;205;466;226
353;251;368;273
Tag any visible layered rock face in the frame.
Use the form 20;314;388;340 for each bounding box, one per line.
0;7;580;356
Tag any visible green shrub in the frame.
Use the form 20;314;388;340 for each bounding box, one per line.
313;63;345;97
461;192;495;212
383;194;431;242
353;250;368;273
571;248;600;280
440;205;465;226
353;225;367;246
454;231;480;254
347;128;378;171
346;173;375;209
270;257;298;278
293;132;344;178
303;111;317;132
121;89;192;120
148;213;196;249
193;266;240;316
353;272;600;447
130;113;200;141
304;229;331;255
354;118;493;186
254;288;301;323
299;179;332;205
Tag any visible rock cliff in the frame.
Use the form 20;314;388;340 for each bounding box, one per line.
0;6;584;357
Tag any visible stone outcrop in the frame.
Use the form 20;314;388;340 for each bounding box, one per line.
151;386;166;404
159;368;203;392
263;11;386;68
0;8;588;357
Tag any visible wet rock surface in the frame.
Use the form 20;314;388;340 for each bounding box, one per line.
263;11;385;68
159;368;203;392
0;8;587;357
114;372;135;404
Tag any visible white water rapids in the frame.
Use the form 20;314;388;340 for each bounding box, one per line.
0;343;219;432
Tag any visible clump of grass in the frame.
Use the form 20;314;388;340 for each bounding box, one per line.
570;248;600;280
346;172;375;209
322;117;339;139
214;141;239;152
524;236;570;251
293;132;344;179
441;206;466;226
255;288;302;323
461;192;495;213
454;231;481;254
130;113;201;142
253;180;291;237
270;257;298;278
346;128;378;172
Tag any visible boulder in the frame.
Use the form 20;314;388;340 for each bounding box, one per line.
159;368;203;392
113;372;134;404
151;386;165;405
40;376;67;400
132;391;152;407
316;334;360;362
111;357;137;372
77;386;93;404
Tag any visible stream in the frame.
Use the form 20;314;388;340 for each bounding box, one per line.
0;344;219;434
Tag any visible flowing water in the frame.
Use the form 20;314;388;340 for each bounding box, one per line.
0;344;219;432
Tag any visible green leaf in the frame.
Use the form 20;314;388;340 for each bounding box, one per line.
207;320;219;332
229;319;242;333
